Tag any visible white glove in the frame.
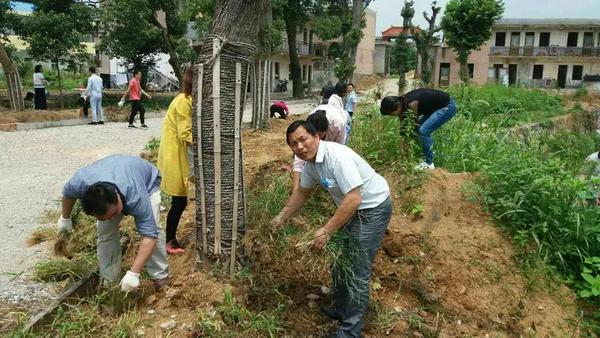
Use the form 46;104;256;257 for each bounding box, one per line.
57;216;73;233
120;270;140;292
118;99;125;107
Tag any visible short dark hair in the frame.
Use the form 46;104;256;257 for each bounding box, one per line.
81;182;118;216
321;84;335;102
89;66;96;73
334;82;347;97
307;110;329;134
380;96;403;115
286;120;317;145
347;83;354;88
134;69;142;76
34;65;42;73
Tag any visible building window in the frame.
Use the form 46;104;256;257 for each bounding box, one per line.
468;63;474;78
567;32;578;47
308;65;312;83
532;65;544;79
572;65;583;80
302;64;307;82
303;29;308;44
495;32;506;46
539;32;550;47
274;62;280;79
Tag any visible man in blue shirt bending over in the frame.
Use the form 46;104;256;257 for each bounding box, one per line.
57;155;170;292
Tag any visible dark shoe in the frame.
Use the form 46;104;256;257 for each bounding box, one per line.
154;277;169;291
320;306;342;321
88;121;98;125
128;124;137;128
98;121;105;125
141;124;149;128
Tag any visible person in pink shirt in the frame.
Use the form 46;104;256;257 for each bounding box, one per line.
121;70;153;128
270;100;289;119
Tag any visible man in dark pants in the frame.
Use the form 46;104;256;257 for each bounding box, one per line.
272;121;392;337
380;88;457;170
121;70;153;128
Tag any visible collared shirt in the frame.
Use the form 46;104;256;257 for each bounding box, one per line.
85;74;104;98
300;141;390;209
33;73;45;88
62;155;162;238
345;91;358;112
293;104;347;173
586;151;600;177
129;78;141;100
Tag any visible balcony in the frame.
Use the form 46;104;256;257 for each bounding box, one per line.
274;39;316;56
490;46;600;57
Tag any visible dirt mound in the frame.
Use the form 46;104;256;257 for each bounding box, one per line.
0;109;80;124
111;119;579;337
378;170;579;336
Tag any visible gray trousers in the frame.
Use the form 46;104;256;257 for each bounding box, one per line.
97;190;170;282
332;197;392;338
89;95;104;122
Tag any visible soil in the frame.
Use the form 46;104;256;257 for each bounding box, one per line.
126;118;579;337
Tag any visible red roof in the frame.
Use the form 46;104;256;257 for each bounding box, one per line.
382;26;421;38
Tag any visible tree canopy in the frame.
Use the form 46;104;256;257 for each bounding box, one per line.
441;0;504;81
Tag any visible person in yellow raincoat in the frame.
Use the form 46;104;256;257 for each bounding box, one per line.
157;68;194;254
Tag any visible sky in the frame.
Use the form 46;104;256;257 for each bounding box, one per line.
369;0;600;35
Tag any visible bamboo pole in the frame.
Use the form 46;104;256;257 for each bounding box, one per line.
196;64;208;257
230;62;242;275
242;64;250;222
262;60;268;126
212;38;222;255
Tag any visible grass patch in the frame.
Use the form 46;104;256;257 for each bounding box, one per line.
27;226;55;246
33;253;96;282
196;289;285;337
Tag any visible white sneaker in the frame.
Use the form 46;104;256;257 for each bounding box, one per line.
414;161;435;170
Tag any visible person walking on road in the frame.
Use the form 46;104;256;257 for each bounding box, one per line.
84;67;105;125
57;155;170;292
380;88;457;170
33;65;48;110
157;68;195;255
121;70;152;128
272;121;392;337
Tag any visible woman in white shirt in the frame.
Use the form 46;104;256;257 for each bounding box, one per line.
33;65;48;110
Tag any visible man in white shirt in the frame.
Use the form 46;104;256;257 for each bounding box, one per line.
272;120;392;337
85;67;105;125
291;104;347;191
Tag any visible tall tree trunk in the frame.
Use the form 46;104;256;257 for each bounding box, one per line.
56;59;64;109
459;60;469;84
0;43;24;111
348;0;362;82
152;11;183;83
285;11;303;99
192;0;268;273
252;3;272;129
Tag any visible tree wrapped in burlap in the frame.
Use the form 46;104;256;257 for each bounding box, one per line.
191;0;268;274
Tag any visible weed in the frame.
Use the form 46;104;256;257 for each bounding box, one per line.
144;137;161;152
33;253;96;282
196;288;285;337
27;226;56;246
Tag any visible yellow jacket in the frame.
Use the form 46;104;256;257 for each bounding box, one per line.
157;93;192;197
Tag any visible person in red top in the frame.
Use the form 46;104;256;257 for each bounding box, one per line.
121;70;153;128
270;100;289;119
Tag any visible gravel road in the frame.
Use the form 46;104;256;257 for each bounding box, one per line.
0;119;162;306
0;99;316;308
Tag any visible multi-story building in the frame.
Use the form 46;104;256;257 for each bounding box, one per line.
431;18;600;89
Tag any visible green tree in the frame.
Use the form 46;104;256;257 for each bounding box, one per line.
21;0;94;109
0;0;24;110
394;0;413;93
441;0;504;83
413;1;440;86
100;0;203;84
